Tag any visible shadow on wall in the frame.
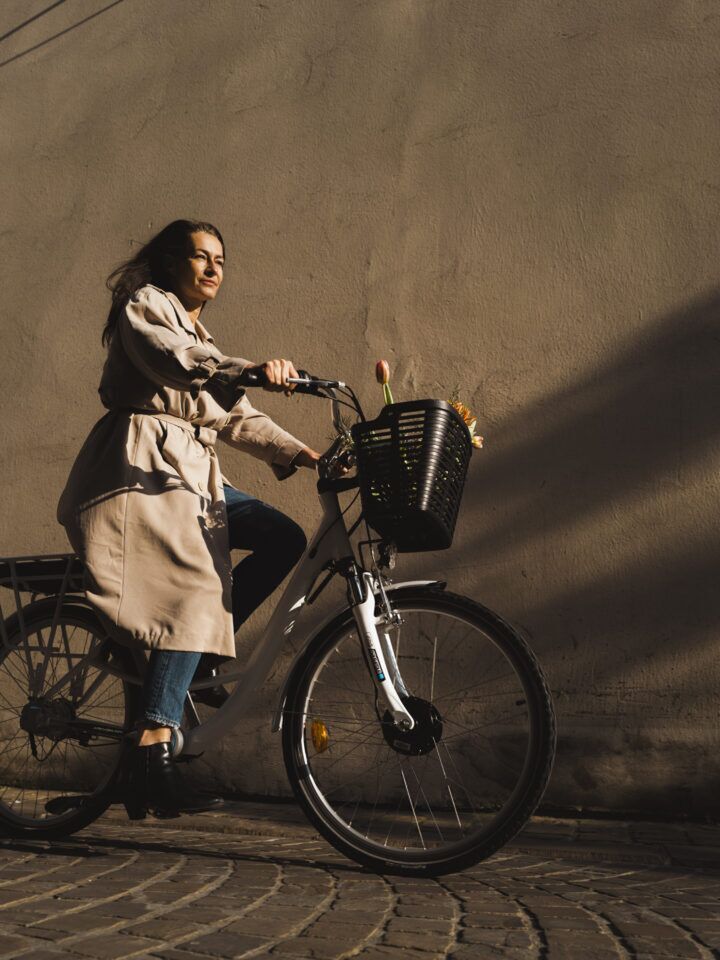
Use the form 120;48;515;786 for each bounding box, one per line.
445;289;720;817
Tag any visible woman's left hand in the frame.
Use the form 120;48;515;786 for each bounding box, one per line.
294;447;323;469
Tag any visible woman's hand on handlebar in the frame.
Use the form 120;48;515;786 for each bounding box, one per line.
251;359;299;397
295;446;352;476
294;447;323;470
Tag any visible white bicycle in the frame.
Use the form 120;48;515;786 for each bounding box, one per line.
0;371;555;876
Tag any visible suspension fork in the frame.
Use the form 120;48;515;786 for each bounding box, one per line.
340;561;415;730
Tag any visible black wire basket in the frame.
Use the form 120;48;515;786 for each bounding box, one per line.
351;399;472;552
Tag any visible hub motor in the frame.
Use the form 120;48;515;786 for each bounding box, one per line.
381;695;443;756
20;698;75;742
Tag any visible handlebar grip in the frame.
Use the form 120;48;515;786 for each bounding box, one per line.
238;366;323;395
292;369;324;395
238;366;267;387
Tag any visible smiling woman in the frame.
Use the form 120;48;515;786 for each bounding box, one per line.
174;233;225;305
101;220;226;346
57;218;321;820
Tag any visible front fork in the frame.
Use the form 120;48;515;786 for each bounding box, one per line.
343;563;415;731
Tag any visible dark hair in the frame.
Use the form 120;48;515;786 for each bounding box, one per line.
101;219;225;346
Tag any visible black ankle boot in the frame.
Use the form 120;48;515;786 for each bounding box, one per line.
118;741;223;820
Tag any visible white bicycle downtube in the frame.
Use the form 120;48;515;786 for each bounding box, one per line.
352;573;415;730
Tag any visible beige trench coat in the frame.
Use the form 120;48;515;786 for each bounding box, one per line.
57;284;306;658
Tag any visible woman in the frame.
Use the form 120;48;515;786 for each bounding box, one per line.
57;219;321;819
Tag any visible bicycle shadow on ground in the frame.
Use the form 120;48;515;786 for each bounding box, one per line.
0;833;381;877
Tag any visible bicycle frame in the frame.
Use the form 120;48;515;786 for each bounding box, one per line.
180;484;424;756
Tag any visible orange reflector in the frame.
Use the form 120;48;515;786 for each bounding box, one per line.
310;719;329;753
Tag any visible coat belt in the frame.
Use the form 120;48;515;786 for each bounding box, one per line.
120;409;218;448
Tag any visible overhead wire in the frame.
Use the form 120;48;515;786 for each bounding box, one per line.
0;0;69;44
0;0;126;69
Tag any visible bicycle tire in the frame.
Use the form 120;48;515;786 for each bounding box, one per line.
0;596;140;839
282;587;556;876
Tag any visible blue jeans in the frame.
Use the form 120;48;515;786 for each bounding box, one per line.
140;484;307;727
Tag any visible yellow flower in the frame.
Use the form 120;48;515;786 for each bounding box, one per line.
451;399;474;426
450;398;484;450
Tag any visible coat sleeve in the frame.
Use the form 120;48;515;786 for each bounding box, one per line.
217;393;307;480
119;287;226;396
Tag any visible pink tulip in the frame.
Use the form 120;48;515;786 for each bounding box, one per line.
376;360;390;385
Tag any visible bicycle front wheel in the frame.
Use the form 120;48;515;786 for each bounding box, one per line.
283;587;555;876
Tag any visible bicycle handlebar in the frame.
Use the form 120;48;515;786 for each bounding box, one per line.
237;365;360;479
238;366;345;396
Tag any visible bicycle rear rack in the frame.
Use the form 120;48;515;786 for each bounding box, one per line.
0;553;86;650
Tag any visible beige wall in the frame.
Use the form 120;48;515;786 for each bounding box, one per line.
2;0;719;816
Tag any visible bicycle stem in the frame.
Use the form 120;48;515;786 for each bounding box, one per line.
347;567;415;730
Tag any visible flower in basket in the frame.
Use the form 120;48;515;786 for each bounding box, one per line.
449;396;484;449
376;359;394;406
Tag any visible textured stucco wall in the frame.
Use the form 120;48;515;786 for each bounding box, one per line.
1;0;719;817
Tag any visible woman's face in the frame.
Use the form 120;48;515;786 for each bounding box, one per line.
171;231;225;307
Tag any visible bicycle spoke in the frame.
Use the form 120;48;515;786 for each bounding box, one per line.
400;766;426;849
0;608;131;827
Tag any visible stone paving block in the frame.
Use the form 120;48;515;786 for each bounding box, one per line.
70;934;165;958
330;898;389;912
14;927;68;942
0;932;37;952
382;930;452;951
613;920;689;939
462;914;524;929
395;903;456;919
458;927;533;947
30;914;121;934
540;949;618;960
346;948;430;960
326;909;389;924
630;938;706;957
297;918;379;940
183;930;268;955
272;936;375;957
7;951;71;960
448;946;528;959
91;901;151;919
462;902;522;914
676;919;720;932
129;917;204;939
385;917;452;934
536;915;600;930
152;950;242;960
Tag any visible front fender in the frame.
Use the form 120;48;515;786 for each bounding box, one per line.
271;578;445;732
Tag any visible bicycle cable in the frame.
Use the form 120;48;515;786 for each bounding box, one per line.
308;489;361;559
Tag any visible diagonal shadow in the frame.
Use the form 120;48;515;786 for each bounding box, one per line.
462;289;720;562
432;290;720;816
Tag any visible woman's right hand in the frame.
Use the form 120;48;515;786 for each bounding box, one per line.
254;359;300;397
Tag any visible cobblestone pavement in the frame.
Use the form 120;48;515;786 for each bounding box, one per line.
0;804;718;960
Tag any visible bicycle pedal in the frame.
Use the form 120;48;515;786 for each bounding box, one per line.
45;795;88;814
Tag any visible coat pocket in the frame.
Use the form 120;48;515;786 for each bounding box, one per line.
157;422;211;498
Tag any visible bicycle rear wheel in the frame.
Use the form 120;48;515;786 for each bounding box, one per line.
282;587;555;876
0;597;139;838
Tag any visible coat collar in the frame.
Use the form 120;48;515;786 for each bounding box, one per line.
161;288;216;343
